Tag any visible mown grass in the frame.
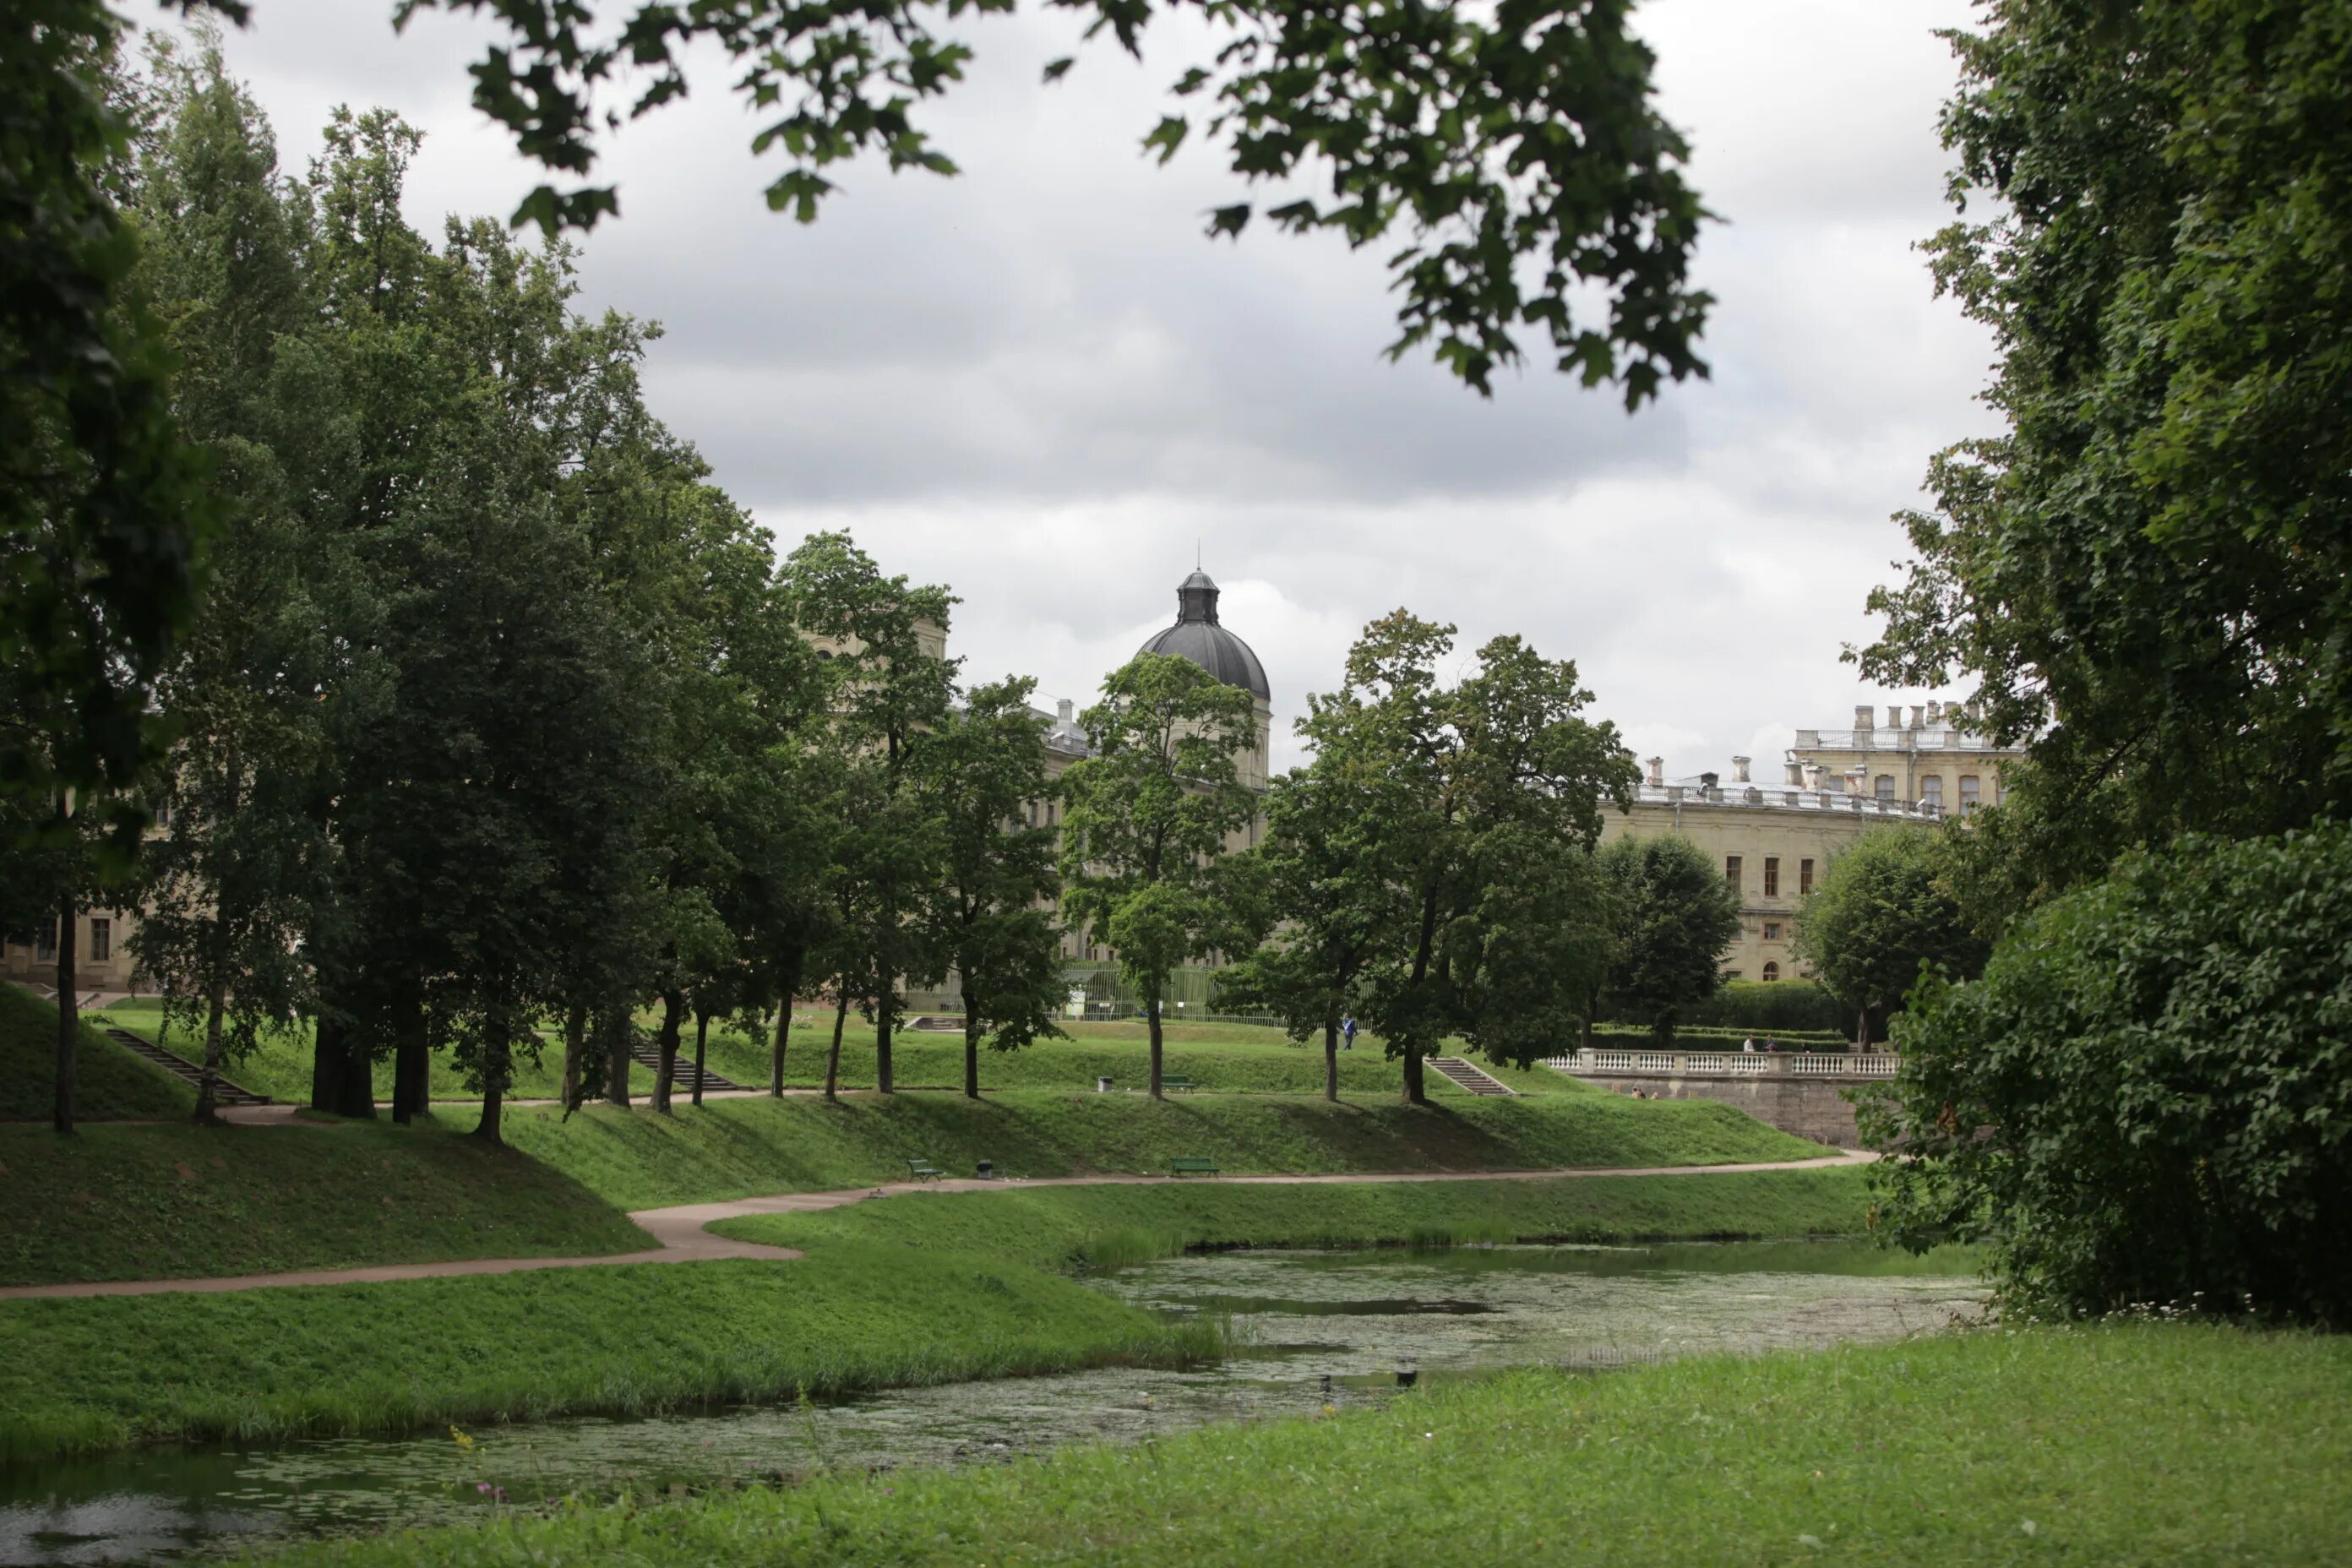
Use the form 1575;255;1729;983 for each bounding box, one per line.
98;998;1576;1102
710;1166;1877;1271
0;987;194;1121
504;1089;1830;1210
0;1248;1225;1463
0;1119;649;1286
248;1322;2352;1568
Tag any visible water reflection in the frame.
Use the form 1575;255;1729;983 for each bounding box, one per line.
0;1239;1980;1565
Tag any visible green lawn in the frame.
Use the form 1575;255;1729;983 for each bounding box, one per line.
250;1322;2352;1567
0;1119;649;1287
710;1165;1878;1270
95;998;1580;1102
502;1088;1831;1210
0;1246;1224;1462
0;986;194;1121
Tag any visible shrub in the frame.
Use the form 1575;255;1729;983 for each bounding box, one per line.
1863;826;2352;1324
1661;979;1852;1035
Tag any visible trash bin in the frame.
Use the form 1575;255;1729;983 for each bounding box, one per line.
975;1160;994;1180
1097;1076;1113;1093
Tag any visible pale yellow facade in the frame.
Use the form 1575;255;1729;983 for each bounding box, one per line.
1603;694;2026;981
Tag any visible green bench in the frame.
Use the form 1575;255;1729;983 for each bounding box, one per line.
1159;1075;1199;1092
1169;1156;1218;1178
902;1159;943;1181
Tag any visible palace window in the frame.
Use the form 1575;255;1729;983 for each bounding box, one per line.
1761;961;1781;982
1723;855;1742;895
1799;858;1815;896
1874;775;1896;801
1959;776;1980;814
34;923;55;962
89;918;110;963
1762;921;1782;941
1763;857;1779;897
1921;776;1944;810
154;799;171;829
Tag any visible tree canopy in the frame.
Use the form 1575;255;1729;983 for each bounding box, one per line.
1794;827;1984;1047
1859;0;2352;893
1593;833;1738;1045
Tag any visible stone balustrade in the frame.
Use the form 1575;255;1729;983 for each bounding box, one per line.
1626;781;1944;823
1542;1048;1900;1080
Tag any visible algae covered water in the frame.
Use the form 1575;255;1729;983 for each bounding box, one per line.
0;1240;1980;1565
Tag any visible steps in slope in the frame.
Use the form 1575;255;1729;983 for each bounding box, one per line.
101;1026;272;1106
1428;1055;1516;1097
628;1037;748;1095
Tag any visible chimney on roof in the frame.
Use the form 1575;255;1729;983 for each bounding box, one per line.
1784;760;1804;786
1854;705;1874;731
1925;700;1942;726
1886;705;1903;728
1646;756;1664;787
1057;698;1074;721
1909;705;1925;729
1803;763;1825;791
1731;755;1751;783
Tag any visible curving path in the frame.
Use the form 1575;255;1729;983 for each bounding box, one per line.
0;1151;1876;1302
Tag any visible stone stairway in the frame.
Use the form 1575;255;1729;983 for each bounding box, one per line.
629;1036;748;1095
101;1025;271;1106
1428;1055;1516;1097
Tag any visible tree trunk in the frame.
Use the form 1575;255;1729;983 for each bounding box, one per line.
561;1001;587;1113
1323;1017;1339;1104
692;1008;710;1107
194;978;229;1125
52;884;77;1135
875;990;895;1095
311;1011;344;1113
1146;983;1164;1100
474;1019;509;1145
390;988;427;1124
825;990;848;1102
601;1004;632;1108
654;989;683;1114
962;986;981;1100
770;990;792;1096
1402;1043;1427;1106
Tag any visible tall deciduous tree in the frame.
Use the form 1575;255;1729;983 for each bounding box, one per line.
1217;753;1402;1102
1861;0;2352;900
121;39;329;1124
1794;828;1987;1048
1;1;223;825
784;532;956;1095
1594;833;1740;1046
1309;613;1631;1103
917;677;1065;1100
1060;653;1259;1100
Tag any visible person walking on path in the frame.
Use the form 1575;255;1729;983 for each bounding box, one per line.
1341;1015;1358;1051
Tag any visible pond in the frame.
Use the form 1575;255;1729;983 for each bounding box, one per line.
0;1240;1980;1565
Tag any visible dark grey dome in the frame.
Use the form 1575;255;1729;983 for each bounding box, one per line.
1136;569;1270;702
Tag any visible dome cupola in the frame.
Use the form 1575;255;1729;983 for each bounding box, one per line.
1135;569;1270;702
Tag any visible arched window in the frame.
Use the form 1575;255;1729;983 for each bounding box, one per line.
1921;776;1944;810
1959;776;1980;813
1761;961;1781;983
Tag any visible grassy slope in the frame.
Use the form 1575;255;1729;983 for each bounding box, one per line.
0;1248;1222;1462
0;1119;651;1287
501;1089;1829;1210
710;1166;1877;1269
254;1324;2352;1568
0;987;194;1121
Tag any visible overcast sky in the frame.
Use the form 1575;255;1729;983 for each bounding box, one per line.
182;0;1998;777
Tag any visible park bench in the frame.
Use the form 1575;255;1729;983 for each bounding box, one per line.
903;1158;944;1181
1169;1156;1217;1178
1159;1075;1198;1092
